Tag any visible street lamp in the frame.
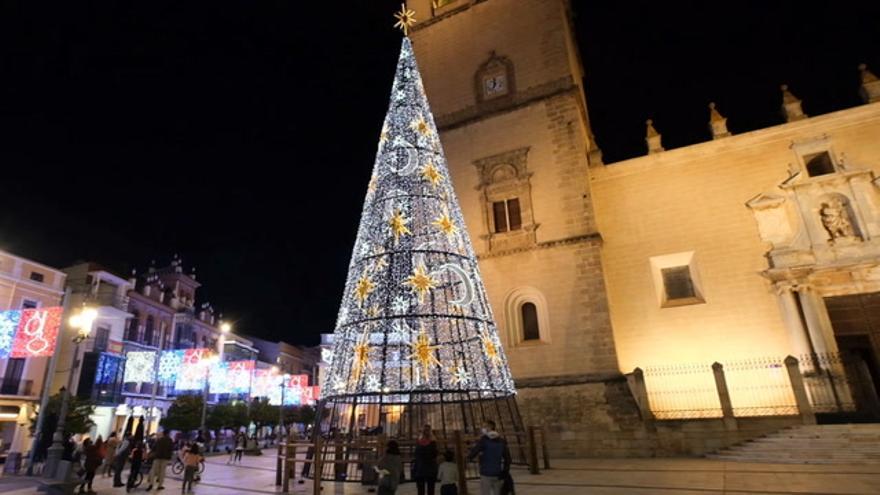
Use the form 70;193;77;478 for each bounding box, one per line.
275;372;290;486
44;306;96;478
200;355;219;443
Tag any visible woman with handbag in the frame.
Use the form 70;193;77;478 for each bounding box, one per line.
376;440;403;495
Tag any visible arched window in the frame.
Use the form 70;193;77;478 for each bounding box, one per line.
144;315;155;345
521;303;540;341
504;287;550;346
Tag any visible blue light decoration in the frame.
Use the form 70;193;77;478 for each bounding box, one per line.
0;310;21;359
209;361;230;394
95;353;124;385
157;349;184;383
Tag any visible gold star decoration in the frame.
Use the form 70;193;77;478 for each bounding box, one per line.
354;272;375;307
432;210;458;239
421;161;443;188
480;329;503;368
351;329;373;384
403;263;438;303
409;328;441;382
367;304;382;318
393;3;417;35
379;123;389;146
410;115;432;137
367;175;379;198
389;208;412;243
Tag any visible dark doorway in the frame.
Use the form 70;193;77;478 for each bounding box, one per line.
824;293;880;420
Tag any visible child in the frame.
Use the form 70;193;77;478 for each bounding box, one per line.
182;444;203;494
437;450;459;495
126;441;144;493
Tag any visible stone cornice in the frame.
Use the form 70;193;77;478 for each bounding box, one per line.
477;232;601;260
515;371;626;388
437;77;579;132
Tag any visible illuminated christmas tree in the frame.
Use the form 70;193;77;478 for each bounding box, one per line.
320;9;521;454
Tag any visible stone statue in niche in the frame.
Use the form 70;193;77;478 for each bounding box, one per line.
819;198;858;243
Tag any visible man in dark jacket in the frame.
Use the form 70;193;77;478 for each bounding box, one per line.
467;420;511;495
146;430;174;491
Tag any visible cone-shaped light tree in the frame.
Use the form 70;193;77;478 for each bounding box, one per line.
321;36;520;440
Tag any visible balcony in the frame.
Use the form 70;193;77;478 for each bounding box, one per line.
0;379;34;397
85;292;130;312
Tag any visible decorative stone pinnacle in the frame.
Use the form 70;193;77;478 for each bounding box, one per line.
645;119;664;154
708;102;731;139
781;84;807;122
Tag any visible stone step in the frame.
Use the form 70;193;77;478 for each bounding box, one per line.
707;423;880;464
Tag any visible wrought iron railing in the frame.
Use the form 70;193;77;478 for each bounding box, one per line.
640;352;857;420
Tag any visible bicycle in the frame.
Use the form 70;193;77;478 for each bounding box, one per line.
171;455;205;476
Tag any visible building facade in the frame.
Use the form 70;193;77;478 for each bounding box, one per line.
407;0;880;456
0;250;66;465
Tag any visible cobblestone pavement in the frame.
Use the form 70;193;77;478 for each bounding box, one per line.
1;451;879;494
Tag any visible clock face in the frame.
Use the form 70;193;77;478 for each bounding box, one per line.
483;74;507;97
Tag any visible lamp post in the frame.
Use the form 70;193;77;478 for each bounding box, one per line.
275;373;289;486
44;306;96;478
199;355;219;441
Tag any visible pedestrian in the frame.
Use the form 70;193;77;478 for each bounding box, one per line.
78;438;101;495
113;434;131;487
126;441;145;493
376;440;403;495
467;420;511;495
233;432;246;464
438;450;459;495
146;430;173;491
182;444;203;494
413;424;439;495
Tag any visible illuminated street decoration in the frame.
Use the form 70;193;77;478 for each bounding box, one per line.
209;361;231;394
0;310;22;359
174;348;214;390
324;37;515;402
95;353;125;385
10;307;63;358
227;360;255;393
123;351;157;383
157;349;184;383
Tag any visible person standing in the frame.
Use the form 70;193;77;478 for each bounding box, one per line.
146;430;174;491
182;444;203;494
413;424;439;495
113;434;131;487
126;441;145;493
437;450;459;495
376;440;403;495
233;432;246;464
78;438;101;495
467;420;511;495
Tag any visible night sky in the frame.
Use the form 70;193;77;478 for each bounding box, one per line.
0;1;877;345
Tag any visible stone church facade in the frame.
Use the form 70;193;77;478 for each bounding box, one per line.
407;0;880;456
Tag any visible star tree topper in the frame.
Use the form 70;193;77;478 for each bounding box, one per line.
393;4;417;35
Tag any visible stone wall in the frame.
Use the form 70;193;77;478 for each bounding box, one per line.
516;377;804;458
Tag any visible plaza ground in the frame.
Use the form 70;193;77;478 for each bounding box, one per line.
1;450;879;494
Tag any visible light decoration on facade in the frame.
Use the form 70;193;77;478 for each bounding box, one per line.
95;353;125;385
157;349;184;383
0;310;22;359
123;351;157;383
209;361;230;394
227;360;255;393
174;348;214;390
323;38;516;403
9;307;63;358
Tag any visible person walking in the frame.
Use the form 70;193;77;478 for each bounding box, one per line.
376;440;403;495
413;424;439;495
467;420;511;495
437;450;459;495
182;444;203;494
103;432;118;478
146;430;173;491
78;438;101;495
126;441;145;493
